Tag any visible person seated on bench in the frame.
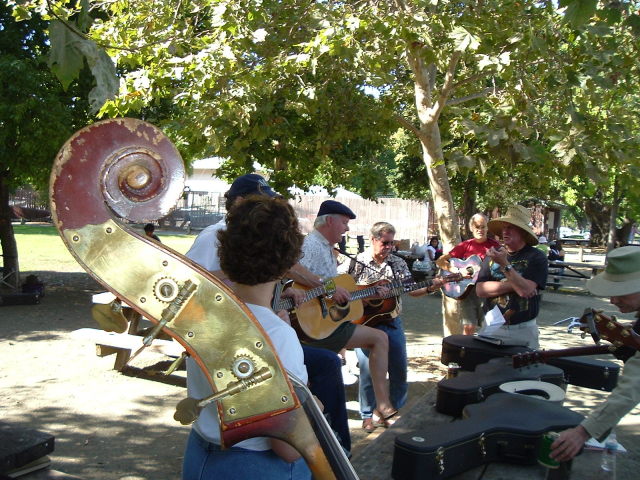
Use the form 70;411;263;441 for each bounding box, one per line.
548;240;565;262
548;240;565;276
551;246;640;462
183;196;313;480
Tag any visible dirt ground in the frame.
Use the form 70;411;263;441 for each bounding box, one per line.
1;266;639;479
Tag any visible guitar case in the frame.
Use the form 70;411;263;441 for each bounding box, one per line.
392;393;584;480
436;357;566;416
0;422;54;474
545;356;619;392
0;292;40;306
441;335;620;391
441;335;529;369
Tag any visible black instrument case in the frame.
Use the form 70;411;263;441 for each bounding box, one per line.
441;335;620;391
436;357;566;416
392;393;584;480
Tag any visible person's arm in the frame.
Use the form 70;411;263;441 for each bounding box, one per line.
435;253;452;270
475;247;538;299
286;263;323;288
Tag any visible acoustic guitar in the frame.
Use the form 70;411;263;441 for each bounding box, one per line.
50;119;358;480
354;274;463;328
439;255;483;299
512;308;640;368
276;274;463;340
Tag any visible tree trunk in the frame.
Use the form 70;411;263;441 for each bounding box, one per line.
606;176;619;252
0;172;20;290
615;218;633;247
460;179;477;239
406;44;463;337
583;192;610;248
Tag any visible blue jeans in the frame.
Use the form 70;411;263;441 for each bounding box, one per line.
182;430;312;480
356;316;408;419
302;345;351;452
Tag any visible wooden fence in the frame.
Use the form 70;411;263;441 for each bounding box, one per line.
290;195;432;247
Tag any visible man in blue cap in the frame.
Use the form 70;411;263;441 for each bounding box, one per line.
299;200;399;427
186;174;279;273
185;174;352;454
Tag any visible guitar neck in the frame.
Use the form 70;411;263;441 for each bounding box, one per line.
513;344;613;368
274;284;329;311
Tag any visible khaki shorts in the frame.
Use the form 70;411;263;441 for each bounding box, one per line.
303;321;356;353
459;289;483;326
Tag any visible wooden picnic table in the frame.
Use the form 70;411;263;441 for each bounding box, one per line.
549;261;605;280
87;292;184;371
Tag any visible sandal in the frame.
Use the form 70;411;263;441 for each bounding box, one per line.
373;409;399;428
362;418;376;433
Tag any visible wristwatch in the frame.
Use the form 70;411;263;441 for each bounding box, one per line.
502;264;513;273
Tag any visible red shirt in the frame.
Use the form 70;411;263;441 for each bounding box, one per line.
449;237;501;260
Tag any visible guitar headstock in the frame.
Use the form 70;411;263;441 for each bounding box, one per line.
582;308;640;350
512;351;545;368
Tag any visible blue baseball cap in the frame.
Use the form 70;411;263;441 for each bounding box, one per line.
317;200;356;219
227;174;278;199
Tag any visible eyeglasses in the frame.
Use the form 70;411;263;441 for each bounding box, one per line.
377;240;394;246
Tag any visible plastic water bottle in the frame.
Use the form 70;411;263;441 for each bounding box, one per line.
600;431;617;478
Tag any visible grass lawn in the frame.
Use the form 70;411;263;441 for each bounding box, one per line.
12;223;198;272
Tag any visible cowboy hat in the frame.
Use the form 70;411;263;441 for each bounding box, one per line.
488;205;538;246
587;246;640;297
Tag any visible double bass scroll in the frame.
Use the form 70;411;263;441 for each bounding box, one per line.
50;118;353;479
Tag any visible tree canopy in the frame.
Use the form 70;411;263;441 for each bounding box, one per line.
8;0;640;246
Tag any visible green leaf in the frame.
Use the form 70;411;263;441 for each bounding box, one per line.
47;20;84;90
12;6;31;21
624;15;640;37
562;0;598;28
451;27;480;52
76;41;118;113
487;128;507;147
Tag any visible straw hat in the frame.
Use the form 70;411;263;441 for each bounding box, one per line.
488;205;538;246
586;246;640;296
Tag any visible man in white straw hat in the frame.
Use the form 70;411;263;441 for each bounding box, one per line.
550;246;640;462
475;205;548;348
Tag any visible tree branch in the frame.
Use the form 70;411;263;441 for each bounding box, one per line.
446;87;493;106
394;114;422;137
453;71;491;89
433;51;462;119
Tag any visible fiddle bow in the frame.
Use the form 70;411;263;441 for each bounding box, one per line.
50;118;356;479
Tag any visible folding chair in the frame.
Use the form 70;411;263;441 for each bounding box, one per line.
0;254;16;289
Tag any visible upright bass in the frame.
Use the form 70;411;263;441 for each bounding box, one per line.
50;118;356;479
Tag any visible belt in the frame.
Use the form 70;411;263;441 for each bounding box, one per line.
505;318;537;328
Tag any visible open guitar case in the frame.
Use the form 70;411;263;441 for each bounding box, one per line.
441;335;620;392
392;393;584;480
436;357;566;417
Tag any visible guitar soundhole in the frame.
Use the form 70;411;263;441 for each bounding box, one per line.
328;305;350;323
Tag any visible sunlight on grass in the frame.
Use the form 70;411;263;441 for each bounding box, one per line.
14;224;197;272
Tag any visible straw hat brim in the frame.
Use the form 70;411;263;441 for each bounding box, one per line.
488;219;538;246
586;271;640;297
